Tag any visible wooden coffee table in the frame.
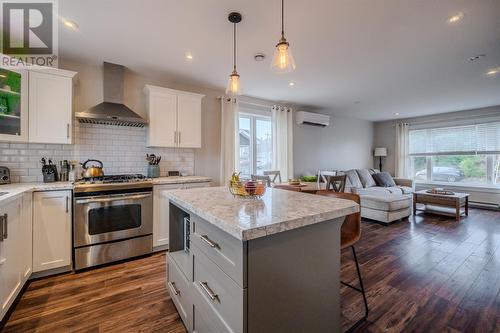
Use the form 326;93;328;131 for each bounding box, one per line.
413;190;469;221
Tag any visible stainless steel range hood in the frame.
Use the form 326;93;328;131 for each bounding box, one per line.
75;62;147;127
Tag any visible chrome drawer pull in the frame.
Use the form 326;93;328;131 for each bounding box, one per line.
168;281;180;296
200;234;219;249
0;214;4;242
2;213;7;240
198;281;219;302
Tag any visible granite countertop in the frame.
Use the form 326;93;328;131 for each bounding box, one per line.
152;176;212;185
0;176;212;204
0;182;73;204
167;186;359;241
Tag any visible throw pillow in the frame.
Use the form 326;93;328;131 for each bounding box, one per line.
372;172;396;187
356;169;377;188
345;169;363;189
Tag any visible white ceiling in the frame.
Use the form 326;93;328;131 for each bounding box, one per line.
59;0;500;121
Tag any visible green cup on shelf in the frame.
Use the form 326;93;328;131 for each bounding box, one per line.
0;97;8;114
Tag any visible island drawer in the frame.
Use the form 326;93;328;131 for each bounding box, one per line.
192;243;246;333
167;258;192;331
191;214;246;287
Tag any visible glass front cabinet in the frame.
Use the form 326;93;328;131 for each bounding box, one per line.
0;67;28;142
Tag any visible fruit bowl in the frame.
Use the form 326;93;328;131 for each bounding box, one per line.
229;180;266;199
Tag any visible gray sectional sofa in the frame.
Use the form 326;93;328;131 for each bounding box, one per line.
339;168;414;224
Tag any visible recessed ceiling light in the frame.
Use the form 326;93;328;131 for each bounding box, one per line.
288;81;295;87
468;54;486;62
185;52;193;60
486;68;500;76
254;53;265;61
63;19;79;30
447;12;464;24
394;112;400;116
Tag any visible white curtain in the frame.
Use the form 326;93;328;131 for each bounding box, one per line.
272;105;294;181
395;122;410;178
220;97;239;185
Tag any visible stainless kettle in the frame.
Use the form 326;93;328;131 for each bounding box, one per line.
81;159;104;178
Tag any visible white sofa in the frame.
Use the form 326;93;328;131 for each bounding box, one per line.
339;169;414;224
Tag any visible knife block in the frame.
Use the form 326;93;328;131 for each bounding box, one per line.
42;165;59;183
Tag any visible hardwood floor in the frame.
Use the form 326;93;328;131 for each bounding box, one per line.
2;208;500;333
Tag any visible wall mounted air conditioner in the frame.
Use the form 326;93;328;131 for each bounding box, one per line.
296;111;330;127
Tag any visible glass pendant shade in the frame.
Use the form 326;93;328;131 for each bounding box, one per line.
271;40;296;73
225;71;241;96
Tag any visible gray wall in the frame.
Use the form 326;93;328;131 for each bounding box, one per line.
374;105;500;176
293;113;374;177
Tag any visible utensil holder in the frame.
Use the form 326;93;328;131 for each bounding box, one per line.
147;165;160;178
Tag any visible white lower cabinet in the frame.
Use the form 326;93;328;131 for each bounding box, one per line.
153;182;210;250
0;194;31;321
33;190;72;272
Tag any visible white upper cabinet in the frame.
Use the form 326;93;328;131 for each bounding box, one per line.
177;94;202;148
144;85;204;148
0;66;28;142
146;88;177;147
28;68;76;144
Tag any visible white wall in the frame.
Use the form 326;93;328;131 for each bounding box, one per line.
58;58;285;185
293;113;374;177
59;58;224;184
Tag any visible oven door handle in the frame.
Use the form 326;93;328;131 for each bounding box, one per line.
75;193;151;204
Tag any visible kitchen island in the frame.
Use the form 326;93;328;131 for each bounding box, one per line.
166;186;359;333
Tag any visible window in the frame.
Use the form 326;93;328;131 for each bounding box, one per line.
238;113;272;177
409;122;500;187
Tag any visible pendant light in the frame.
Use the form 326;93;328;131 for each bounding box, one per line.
226;12;242;96
271;0;296;73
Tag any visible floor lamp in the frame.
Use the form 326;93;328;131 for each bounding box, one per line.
374;147;387;171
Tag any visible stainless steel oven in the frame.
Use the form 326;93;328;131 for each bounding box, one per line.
73;179;153;270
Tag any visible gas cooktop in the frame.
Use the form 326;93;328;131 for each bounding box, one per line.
77;174;149;184
74;174;153;193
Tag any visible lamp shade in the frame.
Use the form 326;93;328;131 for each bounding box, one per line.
374;147;387;157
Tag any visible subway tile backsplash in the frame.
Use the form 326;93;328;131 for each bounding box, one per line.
0;123;194;183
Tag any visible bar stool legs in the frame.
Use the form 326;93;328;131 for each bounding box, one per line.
341;246;369;333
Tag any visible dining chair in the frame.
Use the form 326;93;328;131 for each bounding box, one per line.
251;174;271;186
263;170;281;184
315;190;368;333
317;170;336;187
325;175;347;192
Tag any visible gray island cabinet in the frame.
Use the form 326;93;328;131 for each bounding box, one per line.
166;186;359;333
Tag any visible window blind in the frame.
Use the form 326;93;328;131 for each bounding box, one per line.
409;122;500;155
